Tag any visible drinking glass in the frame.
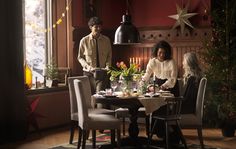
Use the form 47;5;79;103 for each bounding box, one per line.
110;80;118;92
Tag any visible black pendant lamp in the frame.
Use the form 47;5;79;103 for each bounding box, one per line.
114;0;140;45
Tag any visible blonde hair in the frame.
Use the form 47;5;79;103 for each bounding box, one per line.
183;52;202;84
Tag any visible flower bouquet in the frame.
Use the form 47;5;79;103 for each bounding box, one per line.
108;61;143;96
108;61;143;81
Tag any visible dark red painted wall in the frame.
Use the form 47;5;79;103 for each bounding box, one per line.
131;0;211;28
72;0;211;29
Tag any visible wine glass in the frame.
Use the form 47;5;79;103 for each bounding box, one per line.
110;80;118;93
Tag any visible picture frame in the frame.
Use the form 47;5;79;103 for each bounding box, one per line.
83;0;99;19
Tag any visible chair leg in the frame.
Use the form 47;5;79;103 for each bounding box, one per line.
92;130;96;148
117;129;121;149
82;129;87;149
176;121;188;149
145;116;150;137
122;117;126;136
69;120;76;144
77;127;82;149
111;129;115;146
165;122;169;149
197;127;204;149
150;119;158;139
86;130;90;139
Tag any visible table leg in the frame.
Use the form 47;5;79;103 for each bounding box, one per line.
128;107;139;138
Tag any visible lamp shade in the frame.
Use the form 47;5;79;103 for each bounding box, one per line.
114;14;140;45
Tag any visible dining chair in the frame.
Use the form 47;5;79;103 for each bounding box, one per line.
74;79;121;149
149;97;188;149
68;76;115;144
180;77;207;149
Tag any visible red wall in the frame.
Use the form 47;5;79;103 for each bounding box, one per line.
72;0;84;27
72;0;211;29
131;0;211;28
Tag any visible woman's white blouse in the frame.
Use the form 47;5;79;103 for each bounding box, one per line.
143;58;178;89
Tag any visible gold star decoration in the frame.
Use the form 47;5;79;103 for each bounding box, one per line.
168;2;198;34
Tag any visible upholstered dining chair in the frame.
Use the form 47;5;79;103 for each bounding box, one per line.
68;76;115;144
74;79;121;149
180;77;207;149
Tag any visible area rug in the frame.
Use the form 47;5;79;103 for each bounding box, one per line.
50;143;221;149
49;130;221;149
49;130;112;149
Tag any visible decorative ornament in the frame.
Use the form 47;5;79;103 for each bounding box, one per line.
168;2;198;34
27;97;45;132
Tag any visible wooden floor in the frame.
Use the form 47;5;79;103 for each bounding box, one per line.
0;123;235;149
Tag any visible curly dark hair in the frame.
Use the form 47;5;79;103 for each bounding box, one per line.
88;16;103;27
152;40;172;60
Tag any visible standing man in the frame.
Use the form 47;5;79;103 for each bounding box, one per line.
78;16;112;94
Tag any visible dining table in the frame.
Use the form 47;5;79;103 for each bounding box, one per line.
92;91;174;148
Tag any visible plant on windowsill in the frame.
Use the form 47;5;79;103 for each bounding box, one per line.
201;0;236;137
45;59;59;87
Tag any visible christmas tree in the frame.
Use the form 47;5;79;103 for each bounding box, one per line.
202;0;236;130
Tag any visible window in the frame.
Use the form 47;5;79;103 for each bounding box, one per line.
24;0;52;84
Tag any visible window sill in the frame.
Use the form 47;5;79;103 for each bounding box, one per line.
25;85;68;95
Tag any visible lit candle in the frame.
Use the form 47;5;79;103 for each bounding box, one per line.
135;57;138;64
138;57;141;71
132;57;135;64
129;57;132;65
153;75;156;94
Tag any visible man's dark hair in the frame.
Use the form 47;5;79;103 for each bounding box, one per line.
152;40;172;60
88;16;103;27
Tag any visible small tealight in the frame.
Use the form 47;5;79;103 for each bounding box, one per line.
105;88;112;96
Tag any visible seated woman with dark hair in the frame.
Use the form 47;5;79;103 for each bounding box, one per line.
142;40;179;97
141;40;180;142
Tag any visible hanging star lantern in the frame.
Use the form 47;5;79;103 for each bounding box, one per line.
168;2;198;34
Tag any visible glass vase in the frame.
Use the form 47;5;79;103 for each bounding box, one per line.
120;79;133;96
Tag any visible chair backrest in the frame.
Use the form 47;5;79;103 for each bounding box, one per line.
68;76;92;120
165;97;183;118
74;79;89;128
195;77;207;122
58;67;71;86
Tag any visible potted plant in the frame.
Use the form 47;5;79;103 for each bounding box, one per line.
202;0;236;137
45;59;59;87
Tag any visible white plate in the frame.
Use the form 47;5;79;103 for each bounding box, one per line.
103;95;118;98
97;90;106;95
156;90;170;93
144;93;160;97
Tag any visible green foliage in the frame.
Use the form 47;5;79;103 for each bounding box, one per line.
45;59;59;80
202;0;236;127
108;61;144;81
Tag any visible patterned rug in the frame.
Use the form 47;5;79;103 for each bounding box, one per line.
50;143;221;149
49;131;221;149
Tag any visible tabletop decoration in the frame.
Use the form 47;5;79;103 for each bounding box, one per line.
108;61;143;96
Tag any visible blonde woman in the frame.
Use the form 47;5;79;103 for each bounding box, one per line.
181;52;203;114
